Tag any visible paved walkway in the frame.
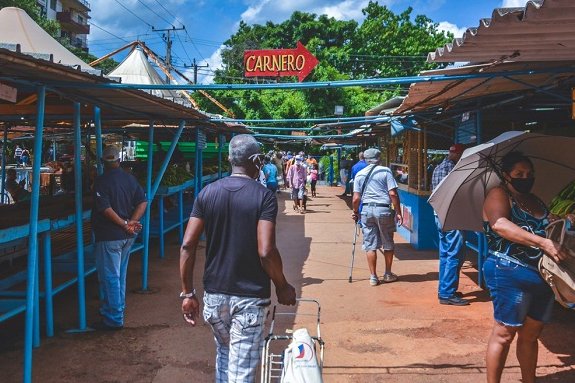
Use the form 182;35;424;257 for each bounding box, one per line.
1;185;574;382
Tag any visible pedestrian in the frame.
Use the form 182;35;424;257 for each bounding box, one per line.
20;146;30;167
272;151;284;190
350;151;367;181
91;145;147;330
179;134;296;382
305;154;317;168
482;151;568;383
14;144;22;166
351;148;402;286
431;144;469;306
309;163;318;197
263;156;278;193
287;154;307;213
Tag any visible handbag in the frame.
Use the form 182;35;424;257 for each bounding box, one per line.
540;219;575;309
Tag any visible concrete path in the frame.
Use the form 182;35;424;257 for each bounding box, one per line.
0;185;573;382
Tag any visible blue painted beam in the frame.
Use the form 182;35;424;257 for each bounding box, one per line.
1;126;7;204
211;116;382;124
73;102;87;331
141;121;154;290
23;85;46;383
31;67;573;91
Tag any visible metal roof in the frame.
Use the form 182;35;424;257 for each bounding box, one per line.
394;61;575;115
428;0;575;64
0;48;247;133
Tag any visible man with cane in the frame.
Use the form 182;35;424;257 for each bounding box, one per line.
350;148;402;286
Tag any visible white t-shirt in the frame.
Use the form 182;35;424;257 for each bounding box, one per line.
353;164;398;205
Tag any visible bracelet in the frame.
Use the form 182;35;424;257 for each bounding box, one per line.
179;289;196;299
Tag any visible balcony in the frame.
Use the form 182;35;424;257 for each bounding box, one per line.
56;11;90;35
60;0;91;12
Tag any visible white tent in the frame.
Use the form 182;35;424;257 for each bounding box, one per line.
0;7;93;71
108;46;190;105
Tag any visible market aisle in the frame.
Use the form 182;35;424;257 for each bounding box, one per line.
0;185;573;382
277;185;575;383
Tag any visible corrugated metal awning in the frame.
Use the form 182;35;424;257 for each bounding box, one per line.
394;61;575;115
428;0;575;64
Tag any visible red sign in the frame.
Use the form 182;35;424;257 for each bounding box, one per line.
244;41;319;82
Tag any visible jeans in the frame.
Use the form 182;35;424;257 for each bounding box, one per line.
203;292;270;383
94;238;135;327
483;256;554;326
435;214;465;299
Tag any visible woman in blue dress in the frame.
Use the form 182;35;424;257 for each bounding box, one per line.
482;151;568;383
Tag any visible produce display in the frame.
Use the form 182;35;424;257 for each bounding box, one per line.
136;164;194;187
549;180;575;216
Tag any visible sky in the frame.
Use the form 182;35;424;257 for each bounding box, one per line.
87;0;531;83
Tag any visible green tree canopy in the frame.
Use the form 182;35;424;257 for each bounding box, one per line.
197;1;452;132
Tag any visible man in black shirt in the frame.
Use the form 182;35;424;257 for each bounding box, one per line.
180;134;296;382
91;146;147;330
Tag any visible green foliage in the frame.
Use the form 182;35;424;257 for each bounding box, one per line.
205;1;452;125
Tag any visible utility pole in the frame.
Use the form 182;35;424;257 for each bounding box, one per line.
152;25;185;83
185;59;209;84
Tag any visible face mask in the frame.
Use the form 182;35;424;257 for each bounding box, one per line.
509;177;535;194
295;161;302;166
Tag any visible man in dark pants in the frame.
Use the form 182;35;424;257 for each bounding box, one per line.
180;134;296;382
91;145;147;330
432;144;469;306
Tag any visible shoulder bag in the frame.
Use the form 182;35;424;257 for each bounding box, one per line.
540;219;575;309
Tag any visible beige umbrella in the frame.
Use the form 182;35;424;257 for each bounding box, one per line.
429;131;575;231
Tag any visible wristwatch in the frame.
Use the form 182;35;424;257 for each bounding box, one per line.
179;289;196;299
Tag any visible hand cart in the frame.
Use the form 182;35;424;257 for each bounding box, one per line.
260;298;325;383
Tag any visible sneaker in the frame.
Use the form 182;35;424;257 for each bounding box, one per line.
369;275;380;286
382;273;398;283
439;295;470;306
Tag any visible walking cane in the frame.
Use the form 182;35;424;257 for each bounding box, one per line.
348;222;359;283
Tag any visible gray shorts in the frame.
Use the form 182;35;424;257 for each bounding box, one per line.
361;205;396;251
291;186;304;200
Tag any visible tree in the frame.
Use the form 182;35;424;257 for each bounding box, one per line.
196;2;452;128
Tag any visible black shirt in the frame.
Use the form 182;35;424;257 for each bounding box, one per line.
92;168;146;242
191;176;278;298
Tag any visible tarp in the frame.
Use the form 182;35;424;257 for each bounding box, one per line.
108;46;188;104
0;7;92;71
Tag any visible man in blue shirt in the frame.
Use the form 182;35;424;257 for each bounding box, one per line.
432;144;468;306
263;156;278;193
91;146;147;330
350;151;367;181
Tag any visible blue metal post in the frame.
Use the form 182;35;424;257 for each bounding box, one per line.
159;196;165;258
476;110;482;144
194;128;204;195
337;148;342;184
73;102;87;330
43;232;54;337
141;122;153;290
1;125;7;204
23;85;46;383
94;107;103;175
328;155;334;186
33;249;40;348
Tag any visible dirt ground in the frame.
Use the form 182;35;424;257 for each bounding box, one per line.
1;185;574;382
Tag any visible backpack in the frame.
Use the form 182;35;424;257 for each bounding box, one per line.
540;219;575;309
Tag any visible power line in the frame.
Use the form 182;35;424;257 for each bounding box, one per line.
89;22;130;43
111;0;153;28
135;0;174;26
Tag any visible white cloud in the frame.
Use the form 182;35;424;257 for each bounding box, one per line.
501;0;529;7
240;0;397;25
437;21;467;39
193;46;224;84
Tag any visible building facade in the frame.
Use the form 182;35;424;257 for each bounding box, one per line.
37;0;90;51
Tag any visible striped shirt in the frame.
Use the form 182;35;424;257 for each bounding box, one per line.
14;147;22;159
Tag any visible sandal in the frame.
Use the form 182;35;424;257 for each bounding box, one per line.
382;273;398;283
